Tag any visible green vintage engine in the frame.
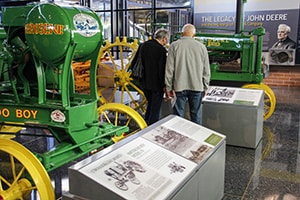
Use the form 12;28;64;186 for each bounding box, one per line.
0;3;146;199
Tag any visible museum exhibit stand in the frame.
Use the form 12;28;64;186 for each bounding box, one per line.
62;115;226;200
202;86;264;149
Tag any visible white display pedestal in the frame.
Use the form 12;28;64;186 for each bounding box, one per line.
202;86;264;149
63;115;226;200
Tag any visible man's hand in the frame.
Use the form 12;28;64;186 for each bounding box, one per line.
167;90;174;98
164;89;174;102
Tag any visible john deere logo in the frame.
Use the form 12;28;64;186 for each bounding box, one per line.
73;13;99;37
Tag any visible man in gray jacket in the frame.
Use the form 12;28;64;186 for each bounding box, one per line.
165;24;210;124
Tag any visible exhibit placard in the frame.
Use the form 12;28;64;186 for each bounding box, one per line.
77;116;225;200
203;86;264;106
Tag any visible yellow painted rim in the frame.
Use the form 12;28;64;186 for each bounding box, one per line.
0;138;55;200
242;83;276;121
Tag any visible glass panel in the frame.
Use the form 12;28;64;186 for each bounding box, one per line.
44;0;80;4
92;0;111;11
154;9;191;37
98;12;112;40
127;0;152;9
126;0;190;9
156;0;191;8
126;8;191;42
127;10;153;41
166;9;191;35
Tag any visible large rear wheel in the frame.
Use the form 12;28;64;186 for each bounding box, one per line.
98;37;147;115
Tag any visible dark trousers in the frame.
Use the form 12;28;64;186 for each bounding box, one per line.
143;89;164;125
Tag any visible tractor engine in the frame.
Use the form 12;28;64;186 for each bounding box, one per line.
0;2;103;100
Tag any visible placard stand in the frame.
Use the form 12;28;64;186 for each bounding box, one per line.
202;86;264;149
63;115;226;200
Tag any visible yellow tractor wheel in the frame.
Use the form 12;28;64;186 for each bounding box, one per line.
98;37;147;115
242;83;276;121
0;138;55;200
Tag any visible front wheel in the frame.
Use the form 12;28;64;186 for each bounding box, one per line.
0;138;55;200
98;103;147;142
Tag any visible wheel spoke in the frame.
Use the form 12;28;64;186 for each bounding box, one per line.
114;111;119;126
100;62;116;72
10;154;17;179
124;85;140;108
125;117;132;127
13;167;25;185
119;47;125;70
0;175;11;189
264;104;270;112
110;87;118;103
100;111;111;123
264;98;270;104
120;86;125;104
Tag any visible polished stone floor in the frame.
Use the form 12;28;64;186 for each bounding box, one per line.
2;86;299;199
222;86;300;200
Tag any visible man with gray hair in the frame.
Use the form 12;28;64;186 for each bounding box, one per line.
272;24;296;49
165;24;210;125
270;24;297;63
139;28;169;125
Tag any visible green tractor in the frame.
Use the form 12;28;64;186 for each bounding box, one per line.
0;2;146;199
